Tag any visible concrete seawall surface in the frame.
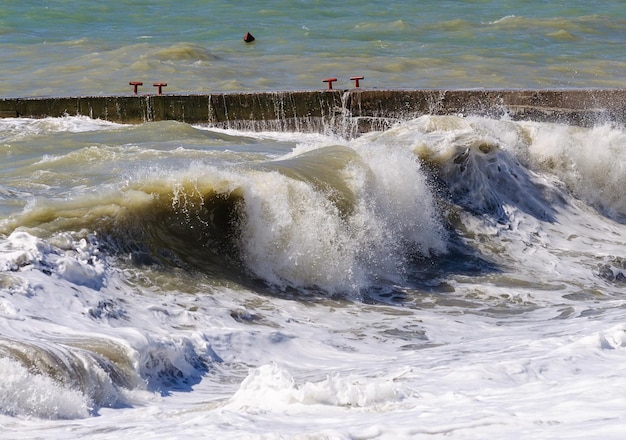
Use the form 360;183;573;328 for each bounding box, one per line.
1;89;624;136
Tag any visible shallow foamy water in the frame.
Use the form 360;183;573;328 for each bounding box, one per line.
1;114;625;438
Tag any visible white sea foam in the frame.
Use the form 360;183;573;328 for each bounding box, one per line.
0;229;215;419
0;116;123;142
227;363;404;410
0;357;90;419
2;116;626;439
489;15;517;25
518;122;626;220
0;231;105;289
236;139;446;293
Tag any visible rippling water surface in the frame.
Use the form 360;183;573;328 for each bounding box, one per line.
1;1;626;439
1;0;625;96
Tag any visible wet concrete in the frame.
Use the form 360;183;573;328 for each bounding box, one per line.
1;89;624;136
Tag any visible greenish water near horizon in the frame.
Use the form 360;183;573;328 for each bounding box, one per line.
1;0;625;97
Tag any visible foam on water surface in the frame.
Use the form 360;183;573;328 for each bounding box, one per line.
1;114;626;439
2;0;626;436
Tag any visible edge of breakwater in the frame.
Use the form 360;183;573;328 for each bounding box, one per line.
1;89;624;136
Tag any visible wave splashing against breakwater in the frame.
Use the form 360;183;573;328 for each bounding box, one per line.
1;114;626;438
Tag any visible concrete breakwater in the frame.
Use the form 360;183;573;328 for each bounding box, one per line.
1;89;624;136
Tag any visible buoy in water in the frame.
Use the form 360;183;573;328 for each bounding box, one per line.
243;32;255;43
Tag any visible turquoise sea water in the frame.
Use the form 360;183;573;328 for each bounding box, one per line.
2;2;626;439
1;0;625;97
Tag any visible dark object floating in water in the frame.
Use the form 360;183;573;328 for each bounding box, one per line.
243;32;255;43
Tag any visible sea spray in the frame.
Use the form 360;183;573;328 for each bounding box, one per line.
1;114;626;439
238;142;447;293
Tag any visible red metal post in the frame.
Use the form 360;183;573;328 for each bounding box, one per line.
152;82;167;95
322;78;338;90
350;76;364;88
129;81;143;95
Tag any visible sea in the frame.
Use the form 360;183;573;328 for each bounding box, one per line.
1;1;626;439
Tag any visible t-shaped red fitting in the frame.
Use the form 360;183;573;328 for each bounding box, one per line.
350;76;364;88
129;81;143;95
153;82;167;95
322;78;337;90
